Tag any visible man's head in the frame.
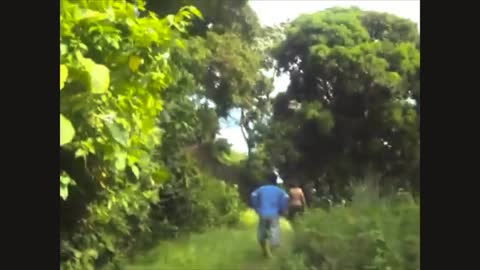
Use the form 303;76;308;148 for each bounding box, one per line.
266;172;278;185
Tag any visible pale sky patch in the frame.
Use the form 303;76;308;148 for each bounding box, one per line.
249;0;420;30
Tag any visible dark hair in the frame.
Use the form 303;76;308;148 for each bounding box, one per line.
289;181;300;188
266;172;277;184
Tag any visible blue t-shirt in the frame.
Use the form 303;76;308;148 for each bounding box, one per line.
250;185;289;218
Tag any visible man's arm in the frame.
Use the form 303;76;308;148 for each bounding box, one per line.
250;188;260;212
300;189;307;207
279;190;289;214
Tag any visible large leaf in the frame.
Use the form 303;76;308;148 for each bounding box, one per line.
128;55;143;72
115;151;127;171
88;63;110;94
106;122;128;146
76;54;111;94
60;44;67;56
60;64;68;90
75;8;108;22
85;249;99;259
182;6;203;19
60;114;75;146
60;172;75;200
60;173;72;185
60;186;69;200
131;165;140;179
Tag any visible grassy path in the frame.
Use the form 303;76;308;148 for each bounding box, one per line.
122;224;293;270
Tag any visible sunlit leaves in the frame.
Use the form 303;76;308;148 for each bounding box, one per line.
60;114;75;146
131;165;140;179
60;1;203;268
60;64;68;90
75;8;108;22
114;151;127;171
180;5;203;20
60;171;75;200
128;55;143;72
106;122;128;146
85;61;110;93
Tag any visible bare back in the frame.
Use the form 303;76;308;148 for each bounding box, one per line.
288;187;305;207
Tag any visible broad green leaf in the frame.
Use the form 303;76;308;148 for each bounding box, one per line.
136;0;146;11
127;154;139;166
75;148;88;158
121;199;128;210
73;250;82;258
106;122;128;146
60;114;75;146
88;63;110;93
60;65;68;90
60;186;69;200
76;8;108;21
131;165;140;179
60;171;74;201
142;190;155;199
186;6;203;19
85;249;99;259
60;172;73;185
128;55;143;72
60;44;67;56
82;139;96;154
115;152;127;171
180;6;203;19
166;15;175;26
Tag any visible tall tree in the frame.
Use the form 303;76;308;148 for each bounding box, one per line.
266;7;420;194
146;0;260;41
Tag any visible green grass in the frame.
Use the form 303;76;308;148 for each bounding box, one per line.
122;221;293;270
120;185;419;270
279;184;420;270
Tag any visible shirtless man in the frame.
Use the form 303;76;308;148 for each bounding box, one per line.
287;182;307;220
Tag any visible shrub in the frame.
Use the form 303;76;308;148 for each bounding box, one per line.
188;174;243;229
280;183;419;270
154;170;243;234
60;1;201;269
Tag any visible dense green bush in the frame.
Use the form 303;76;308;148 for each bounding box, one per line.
152;162;243;235
279;183;419;270
185;174;243;229
60;1;201;269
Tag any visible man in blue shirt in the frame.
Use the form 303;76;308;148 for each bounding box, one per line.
250;172;289;257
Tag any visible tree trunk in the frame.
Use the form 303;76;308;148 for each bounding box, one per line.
240;108;253;168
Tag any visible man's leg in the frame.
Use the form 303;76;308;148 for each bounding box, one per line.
270;218;280;250
257;218;272;257
288;206;298;221
299;205;305;216
288;207;294;220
